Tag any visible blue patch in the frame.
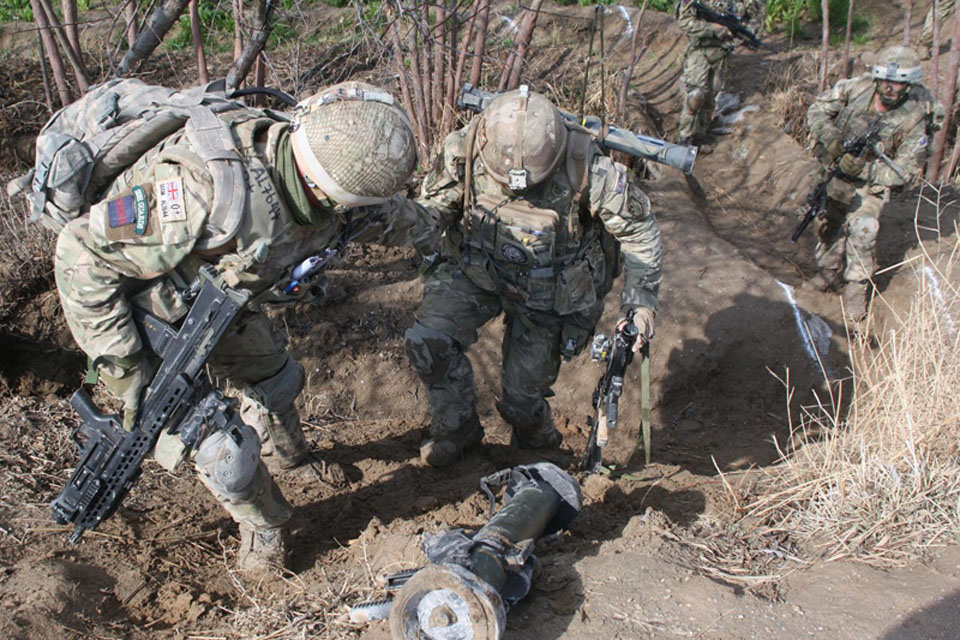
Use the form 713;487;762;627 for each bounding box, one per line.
919;136;928;147
107;195;135;228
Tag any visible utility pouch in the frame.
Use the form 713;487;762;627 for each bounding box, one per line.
560;322;592;359
470;193;558;269
555;259;597;316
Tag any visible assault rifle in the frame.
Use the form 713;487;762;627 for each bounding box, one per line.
691;0;774;52
791;116;908;243
459;83;698;175
51;266;250;542
582;309;641;474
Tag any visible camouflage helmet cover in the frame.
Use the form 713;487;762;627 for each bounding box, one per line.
477;86;568;191
290;81;417;206
871;46;923;84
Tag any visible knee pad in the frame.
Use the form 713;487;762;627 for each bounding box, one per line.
195;422;262;500
248;354;304;415
848;215;880;246
405;322;458;382
685;88;706;112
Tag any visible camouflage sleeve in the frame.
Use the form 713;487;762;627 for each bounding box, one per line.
588;156;663;312
677;0;728;40
745;0;767;34
55;156;210;362
417;128;468;228
807;78;854;146
875;111;929;188
55;219;144;362
350;194;442;256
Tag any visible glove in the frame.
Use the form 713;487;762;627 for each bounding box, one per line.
823;134;845;161
838;152;866;178
620;307;656;352
99;352;153;430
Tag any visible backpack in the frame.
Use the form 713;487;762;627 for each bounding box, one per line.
8;78;251;235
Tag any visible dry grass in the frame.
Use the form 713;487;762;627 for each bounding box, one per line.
745;210;960;568
0;184;54;325
763;53;819;144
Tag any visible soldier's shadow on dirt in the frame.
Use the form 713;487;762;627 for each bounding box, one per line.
655;291;849;475
874;184;959;294
880;587;960;640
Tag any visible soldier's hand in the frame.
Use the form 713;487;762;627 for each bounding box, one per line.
99;352;154;430
824;135;845;161
619;308;656;353
838;152;866;178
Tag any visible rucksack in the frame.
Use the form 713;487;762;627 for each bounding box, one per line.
7;78;250;234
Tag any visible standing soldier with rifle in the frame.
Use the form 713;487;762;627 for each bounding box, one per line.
803;46;941;320
18;80;438;578
404;87;663;468
676;0;768;151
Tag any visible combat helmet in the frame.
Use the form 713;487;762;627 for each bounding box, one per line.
290;81;417;206
871;46;923;85
477;86;568;192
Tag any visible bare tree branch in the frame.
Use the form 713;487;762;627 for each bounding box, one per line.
843;0;854;77
928;5;960;182
118;0;190;76
468;0;490;87
29;0;72;106
618;0;649;120
226;0;275;93
37;0;89;91
124;0;138;48
819;0;830;93
190;0;209;84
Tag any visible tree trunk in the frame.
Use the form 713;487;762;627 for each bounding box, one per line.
468;0;490;87
433;2;446;127
124;0;138;48
118;0;191;76
29;0;72;106
618;0;649;121
927;6;960;183
190;0;209;84
226;0;275;93
61;0;81;60
37;0;89;92
932;0;941;97
843;0;855;77
506;0;543;91
407;8;430;142
902;0;912;45
819;0;830;92
387;5;425;154
35;27;54;112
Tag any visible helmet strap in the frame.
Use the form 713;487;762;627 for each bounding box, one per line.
508;86;530;191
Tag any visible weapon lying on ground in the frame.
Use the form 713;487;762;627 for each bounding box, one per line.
348;463;582;639
581;309;643;474
51;266;250;542
691;0;774;52
791;117;908;243
459;83;698;176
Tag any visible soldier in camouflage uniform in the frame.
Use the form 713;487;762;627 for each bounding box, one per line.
919;0;956;59
676;0;766;148
806;46;941;319
405;88;663;468
51;81;437;575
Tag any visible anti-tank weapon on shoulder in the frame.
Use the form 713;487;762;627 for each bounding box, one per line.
348;463;582;639
691;0;774;52
51;266;250;542
459;83;698;176
791;116;909;243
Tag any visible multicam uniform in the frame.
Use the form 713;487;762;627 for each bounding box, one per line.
405;106;662;460
807;73;938;287
919;0;956;51
54;100;436;542
677;0;766;143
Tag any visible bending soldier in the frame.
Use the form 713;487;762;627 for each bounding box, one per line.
405;88;663;468
805;46;941;319
48;81;436;576
676;0;767;149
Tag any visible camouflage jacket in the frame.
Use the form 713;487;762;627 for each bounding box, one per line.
807;74;941;188
419;122;662;315
56;112;438;361
678;0;766;50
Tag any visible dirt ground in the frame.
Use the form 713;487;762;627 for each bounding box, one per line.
1;1;960;638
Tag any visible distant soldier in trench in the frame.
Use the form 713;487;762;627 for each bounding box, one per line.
804;46;942;320
404;88;663;468
676;0;767;151
30;80;438;578
918;0;956;60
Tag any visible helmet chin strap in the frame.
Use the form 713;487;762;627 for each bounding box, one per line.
508;86;530;192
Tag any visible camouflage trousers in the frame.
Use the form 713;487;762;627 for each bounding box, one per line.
920;0;956;47
815;181;885;284
404;262;603;442
679;44;730;141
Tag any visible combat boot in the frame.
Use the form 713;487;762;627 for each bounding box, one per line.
237;524;289;578
508;402;562;450
842;280;870;322
420;416;484;468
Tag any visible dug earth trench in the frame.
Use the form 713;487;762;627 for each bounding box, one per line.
1;1;959;639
